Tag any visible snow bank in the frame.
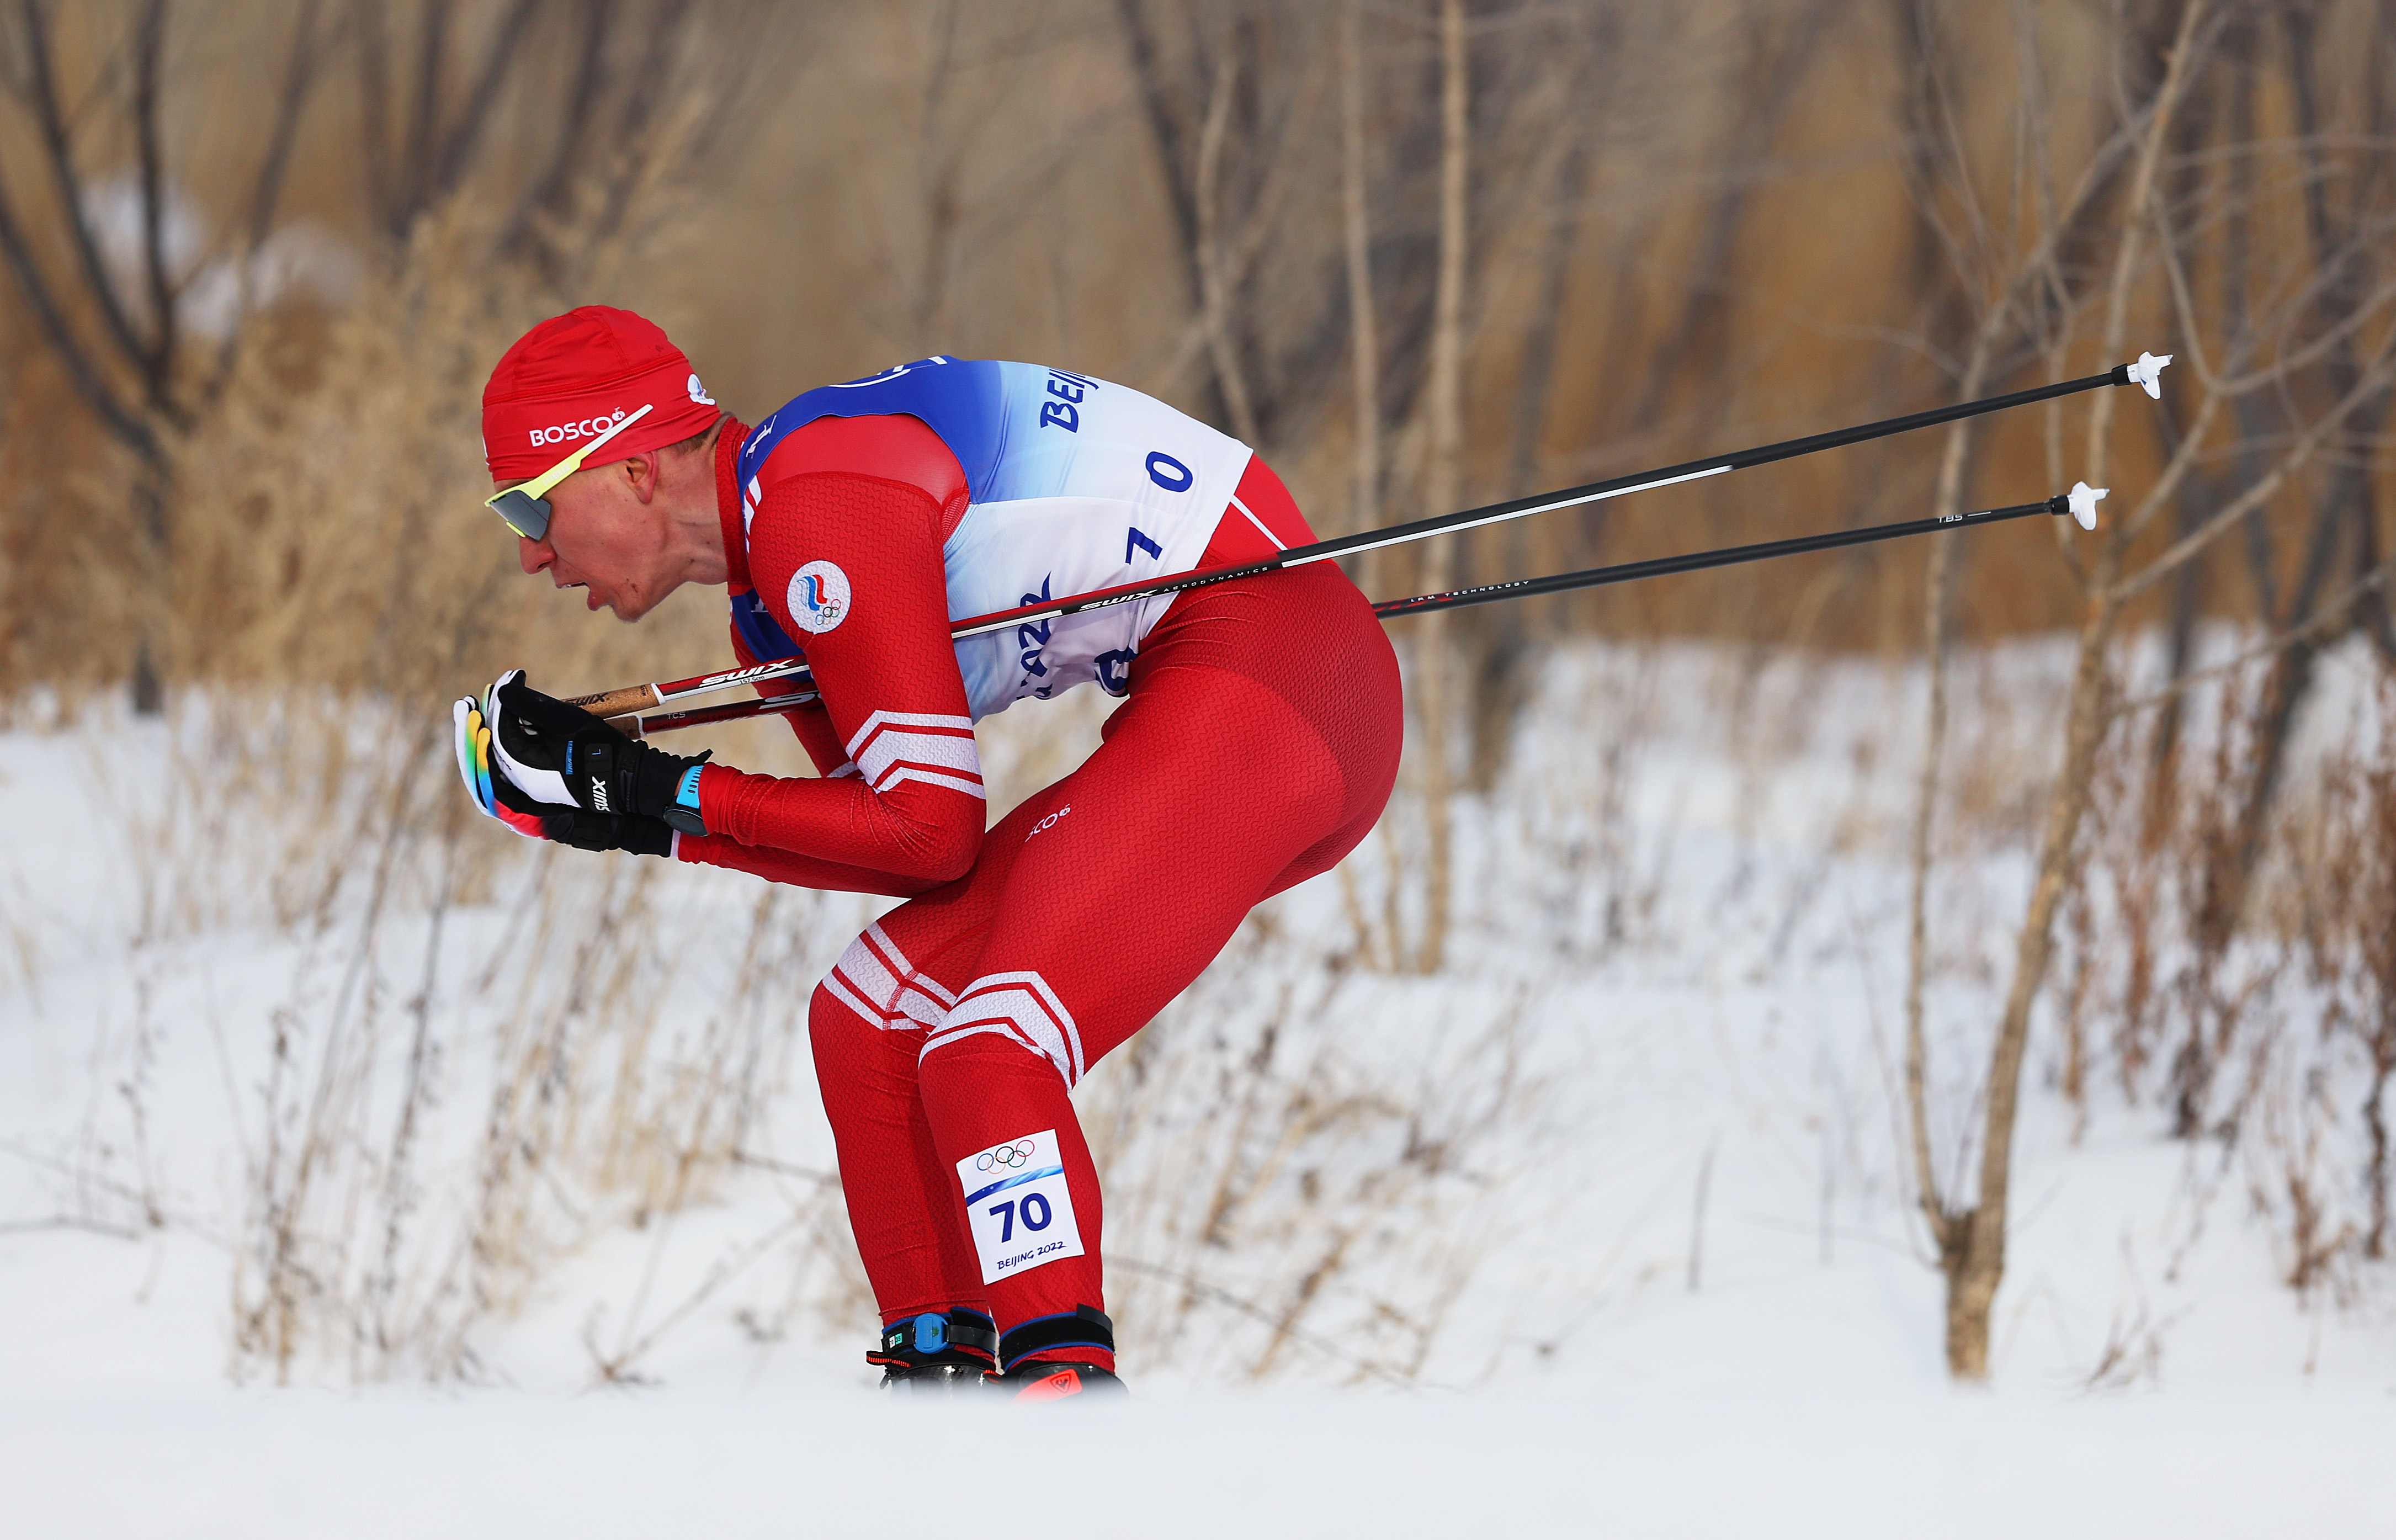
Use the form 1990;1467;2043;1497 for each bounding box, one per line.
2;638;2390;1534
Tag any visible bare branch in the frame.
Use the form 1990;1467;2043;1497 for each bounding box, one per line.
2114;368;2223;547
2085;0;2212;491
1112;0;1202;310
1341;0;1379;535
0;165;155;458
130;0;176;415
2119;551;2396;718
378;0;543;237
495;0;616;254
355;0;394;221
240;2;325;261
401;0;450;220
19;0;151;375
209;0;324;394
1193;50;1260;446
2115;330;2396;602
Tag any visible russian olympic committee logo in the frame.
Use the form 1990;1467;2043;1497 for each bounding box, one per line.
975;1139;1037;1173
788;559;851;635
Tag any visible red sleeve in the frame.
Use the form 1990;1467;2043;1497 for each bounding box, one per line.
673;830;948;900
678;416;985;887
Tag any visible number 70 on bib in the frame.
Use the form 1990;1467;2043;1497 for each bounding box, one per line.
955;1128;1087;1284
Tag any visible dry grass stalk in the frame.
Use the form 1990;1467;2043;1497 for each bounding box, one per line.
1080;914;1534;1385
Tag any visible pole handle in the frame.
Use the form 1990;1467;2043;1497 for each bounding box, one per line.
562;684;661;718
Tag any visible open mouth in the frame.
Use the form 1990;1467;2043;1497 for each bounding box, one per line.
545;568;608;610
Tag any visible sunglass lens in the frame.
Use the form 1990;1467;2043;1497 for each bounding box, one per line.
492;489;550;541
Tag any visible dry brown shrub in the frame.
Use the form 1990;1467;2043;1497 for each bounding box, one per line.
164;200;724;715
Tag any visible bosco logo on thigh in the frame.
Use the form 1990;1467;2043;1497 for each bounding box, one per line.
956;1130;1085;1284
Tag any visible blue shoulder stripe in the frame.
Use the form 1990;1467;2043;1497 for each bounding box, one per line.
738;356;1012;502
731;589;803;662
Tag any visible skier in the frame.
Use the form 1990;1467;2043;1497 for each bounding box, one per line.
453;306;1402;1400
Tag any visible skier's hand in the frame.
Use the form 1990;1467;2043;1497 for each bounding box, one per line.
453;693;676;857
477;668;713;835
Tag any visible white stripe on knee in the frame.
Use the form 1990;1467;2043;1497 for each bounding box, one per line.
920;971;1086;1085
821;921;958;1031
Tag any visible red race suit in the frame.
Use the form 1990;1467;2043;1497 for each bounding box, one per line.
672;359;1402;1373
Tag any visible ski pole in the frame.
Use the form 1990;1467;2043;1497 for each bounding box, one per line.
608;484;2106;737
563;353;2170;721
1375;484;2107;619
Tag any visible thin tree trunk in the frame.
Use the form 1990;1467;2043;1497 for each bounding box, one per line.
1902;381;1983;1270
1340;0;1393;974
1630;0;1840;433
1112;0;1234;432
1949;576;2126;1373
1466;91;1598;798
1941;0;2208;1379
1412;0;1469;975
1195;53;1262;449
1341;1;1380;545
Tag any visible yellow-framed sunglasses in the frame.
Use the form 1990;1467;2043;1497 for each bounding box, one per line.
484;401;655;541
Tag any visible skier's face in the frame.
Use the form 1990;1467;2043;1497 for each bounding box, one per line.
509;452;674;623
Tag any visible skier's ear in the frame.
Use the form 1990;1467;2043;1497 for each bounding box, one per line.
618;449;663;503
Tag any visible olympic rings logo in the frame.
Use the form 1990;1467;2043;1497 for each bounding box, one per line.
975;1140;1037;1173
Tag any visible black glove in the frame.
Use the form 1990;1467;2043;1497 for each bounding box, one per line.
454;692;678;856
479;668;713;836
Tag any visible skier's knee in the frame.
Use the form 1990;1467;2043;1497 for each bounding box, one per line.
919;973;1085;1088
814;922;954;1039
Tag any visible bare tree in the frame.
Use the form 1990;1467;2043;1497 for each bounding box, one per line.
1891;0;2155;1380
1400;0;1470;973
1112;0;1345;448
0;0;773;707
1898;0;2396;1378
2185;2;2396;959
1628;0;1843;438
0;0;322;708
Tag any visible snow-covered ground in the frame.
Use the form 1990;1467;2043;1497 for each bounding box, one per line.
3;640;2390;1538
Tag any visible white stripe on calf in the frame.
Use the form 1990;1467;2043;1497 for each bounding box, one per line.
922;1020;1056;1076
920;971;1086;1085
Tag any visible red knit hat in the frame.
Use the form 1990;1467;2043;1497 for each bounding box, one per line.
481;305;719;481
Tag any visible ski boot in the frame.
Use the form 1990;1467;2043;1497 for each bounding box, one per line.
1002;1361;1128;1403
991;1306;1129;1403
868;1308;998;1395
